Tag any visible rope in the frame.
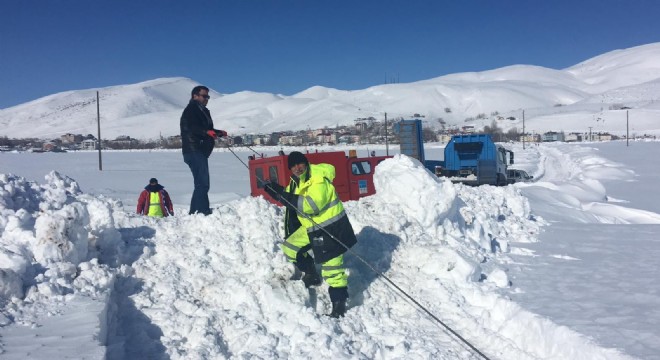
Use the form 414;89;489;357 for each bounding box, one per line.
244;144;264;156
228;145;491;360
225;145;251;169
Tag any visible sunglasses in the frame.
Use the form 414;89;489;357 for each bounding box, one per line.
197;94;210;99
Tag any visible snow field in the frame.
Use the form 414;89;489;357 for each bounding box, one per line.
1;142;651;359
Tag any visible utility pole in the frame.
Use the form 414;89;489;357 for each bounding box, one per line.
96;91;102;171
522;110;525;149
626;110;629;147
384;112;389;156
588;126;593;142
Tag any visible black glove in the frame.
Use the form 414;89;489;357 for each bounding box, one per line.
264;182;284;200
279;191;299;210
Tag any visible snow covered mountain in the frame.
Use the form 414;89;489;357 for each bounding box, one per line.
2;43;660;140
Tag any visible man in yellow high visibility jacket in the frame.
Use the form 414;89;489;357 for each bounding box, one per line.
264;151;357;318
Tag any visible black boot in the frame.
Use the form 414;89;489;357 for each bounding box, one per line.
302;271;322;288
296;252;321;288
329;300;346;318
327;286;348;318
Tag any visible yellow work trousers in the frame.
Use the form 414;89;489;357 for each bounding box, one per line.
281;226;348;288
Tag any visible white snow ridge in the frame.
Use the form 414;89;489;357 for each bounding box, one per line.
2;141;653;359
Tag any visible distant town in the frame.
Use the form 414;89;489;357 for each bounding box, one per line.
0;114;655;153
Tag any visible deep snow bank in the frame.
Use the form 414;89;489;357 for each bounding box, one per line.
114;155;630;359
0;155;634;359
0;171;125;357
349;155;630;359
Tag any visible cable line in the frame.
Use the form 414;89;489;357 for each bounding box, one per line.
226;143;491;360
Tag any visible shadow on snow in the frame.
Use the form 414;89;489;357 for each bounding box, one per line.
106;226;168;360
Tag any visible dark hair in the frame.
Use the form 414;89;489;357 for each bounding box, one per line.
191;85;209;99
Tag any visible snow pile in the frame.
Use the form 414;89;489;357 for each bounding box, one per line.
0;171;122;328
0;153;636;359
519;142;660;225
110;155;627;359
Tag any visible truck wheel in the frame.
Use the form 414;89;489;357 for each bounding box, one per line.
496;174;506;186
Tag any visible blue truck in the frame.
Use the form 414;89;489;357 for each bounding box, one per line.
428;134;514;186
398;121;513;186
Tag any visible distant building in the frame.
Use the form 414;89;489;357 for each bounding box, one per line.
242;134;256;145
461;125;475;133
316;133;337;144
310;129;328;137
61;133;83;144
542;131;565;142
338;135;360;144
565;133;581;142
279;135;303;146
519;134;540;143
81;139;97;150
438;134;452;143
108;136;137;148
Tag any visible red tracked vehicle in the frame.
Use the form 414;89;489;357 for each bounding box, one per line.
248;150;391;205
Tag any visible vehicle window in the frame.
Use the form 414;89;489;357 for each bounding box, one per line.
498;148;505;163
255;168;265;189
268;166;279;185
351;161;372;175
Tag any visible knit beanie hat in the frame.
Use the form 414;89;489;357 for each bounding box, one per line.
287;151;308;169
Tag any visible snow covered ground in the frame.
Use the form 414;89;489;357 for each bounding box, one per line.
0;141;658;359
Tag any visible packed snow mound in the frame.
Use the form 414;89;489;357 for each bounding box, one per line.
520;142;660;225
0;156;634;359
372;154;459;228
0;171;122;304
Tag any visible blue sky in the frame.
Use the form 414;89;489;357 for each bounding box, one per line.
1;0;659;109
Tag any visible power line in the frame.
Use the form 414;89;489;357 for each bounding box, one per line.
227;145;491;360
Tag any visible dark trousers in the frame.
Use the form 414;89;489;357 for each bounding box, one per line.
183;151;211;215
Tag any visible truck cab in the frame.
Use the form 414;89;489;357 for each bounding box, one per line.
438;134;514;186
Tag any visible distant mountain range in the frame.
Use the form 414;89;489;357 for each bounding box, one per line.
2;43;660;140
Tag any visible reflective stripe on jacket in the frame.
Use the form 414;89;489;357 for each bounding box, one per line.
286;163;345;232
148;192;165;217
285;163;357;263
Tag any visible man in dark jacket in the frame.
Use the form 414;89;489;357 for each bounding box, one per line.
180;85;228;215
264;151;358;318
